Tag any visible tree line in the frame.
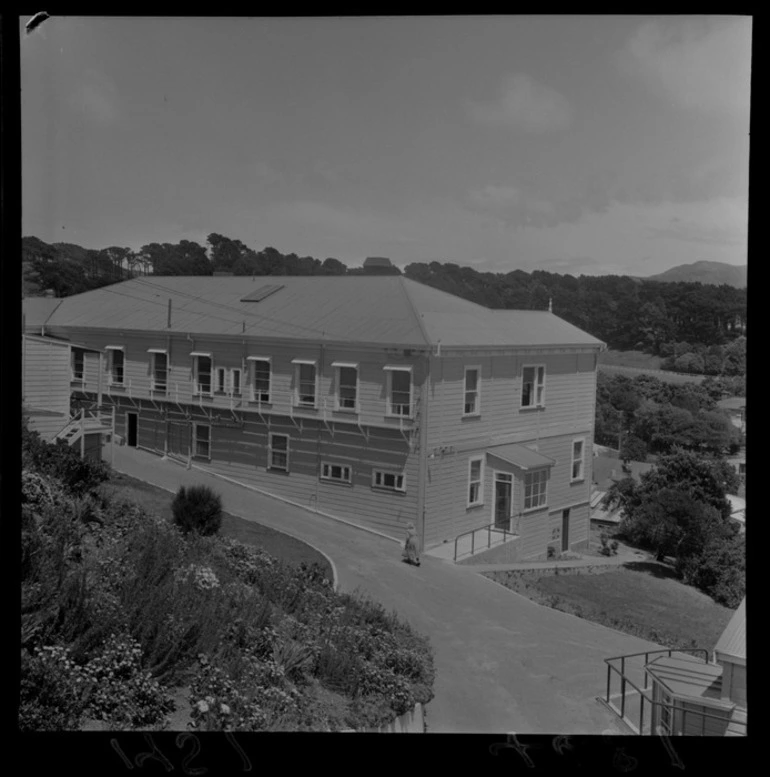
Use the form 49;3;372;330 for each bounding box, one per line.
23;234;746;358
595;371;743;463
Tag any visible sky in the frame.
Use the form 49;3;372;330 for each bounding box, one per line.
21;15;752;276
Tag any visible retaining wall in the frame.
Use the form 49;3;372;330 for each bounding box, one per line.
342;702;426;733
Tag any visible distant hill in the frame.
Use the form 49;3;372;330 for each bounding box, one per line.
646;261;747;288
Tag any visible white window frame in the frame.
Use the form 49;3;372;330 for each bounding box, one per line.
523;468;548;511
384;365;413;418
571;437;586;482
520;364;546;409
147;349;168;392
467;456;484;508
230;367;242;397
320;461;352;484
463;365;481;416
268;433;289;472
247;356;271;403
106;345;125;386
191;352;213;396
214;366;227;394
71;349;85;382
292;359;318;408
333;362;359;412
193;423;211;460
371;469;406;493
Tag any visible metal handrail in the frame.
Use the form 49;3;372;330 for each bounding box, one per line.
84;378;418;425
605;647;710;665
603;649;746;736
453;521;515;562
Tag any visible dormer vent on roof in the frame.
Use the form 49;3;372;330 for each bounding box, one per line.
240;284;286;302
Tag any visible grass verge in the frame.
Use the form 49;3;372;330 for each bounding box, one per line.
106;472;333;579
485;563;734;651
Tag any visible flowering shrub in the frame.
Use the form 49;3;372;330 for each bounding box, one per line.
19;645;88;731
174;564;221;591
189;653;302;731
77;633;173;727
22;469;68;510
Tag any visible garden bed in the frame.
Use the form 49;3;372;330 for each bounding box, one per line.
21;429;435;732
485;562;735;651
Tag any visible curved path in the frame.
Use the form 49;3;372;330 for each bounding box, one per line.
112;446;660;734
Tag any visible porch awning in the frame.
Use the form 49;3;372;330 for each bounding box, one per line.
486;443;555;471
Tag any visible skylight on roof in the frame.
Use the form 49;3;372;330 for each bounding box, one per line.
241;284;285;302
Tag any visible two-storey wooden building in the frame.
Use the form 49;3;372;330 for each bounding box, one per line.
23;274;604;559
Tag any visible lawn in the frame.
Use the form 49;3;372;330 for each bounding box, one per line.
599;349;663;370
485;563;735;652
105;472;333;578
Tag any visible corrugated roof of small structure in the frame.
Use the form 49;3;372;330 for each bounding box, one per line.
718;397;746;411
22;297;62;330
42;275;604;348
645;653;728;705
486;443;556;470
714;598;746;664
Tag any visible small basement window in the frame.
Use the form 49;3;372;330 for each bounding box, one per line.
372;470;406;492
321;462;352;484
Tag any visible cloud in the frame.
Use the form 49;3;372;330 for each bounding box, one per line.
468;74;572;132
619;17;751;117
469;184;554;227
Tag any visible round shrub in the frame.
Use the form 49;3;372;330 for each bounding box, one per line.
172;485;223;536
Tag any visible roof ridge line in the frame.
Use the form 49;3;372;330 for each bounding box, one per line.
398;276;433;347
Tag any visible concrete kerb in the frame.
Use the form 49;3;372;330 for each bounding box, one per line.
118;449;342;593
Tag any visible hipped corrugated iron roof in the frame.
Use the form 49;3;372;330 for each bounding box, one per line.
32;275;604;349
22;297;63;331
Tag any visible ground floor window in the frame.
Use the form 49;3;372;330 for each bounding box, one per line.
372;469;406;492
321;462;352;483
467;457;484;507
269;433;289;472
523;468;548;510
71;349;85;382
193;423;210;459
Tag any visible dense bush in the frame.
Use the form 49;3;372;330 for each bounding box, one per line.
172;485;223;536
676;533;746;608
22;422;111;496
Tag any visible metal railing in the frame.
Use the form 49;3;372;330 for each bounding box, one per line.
453;521;516;562
603;648;747;736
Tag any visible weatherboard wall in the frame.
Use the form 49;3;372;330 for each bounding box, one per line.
426;351;597;448
103;397;419;540
22;335;72;440
423;432;592;555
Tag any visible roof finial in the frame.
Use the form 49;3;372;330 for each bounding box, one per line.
548;297;553;313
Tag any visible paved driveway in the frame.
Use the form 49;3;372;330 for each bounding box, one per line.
111;446;660;734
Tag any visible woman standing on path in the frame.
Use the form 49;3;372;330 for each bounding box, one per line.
403;523;420;566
